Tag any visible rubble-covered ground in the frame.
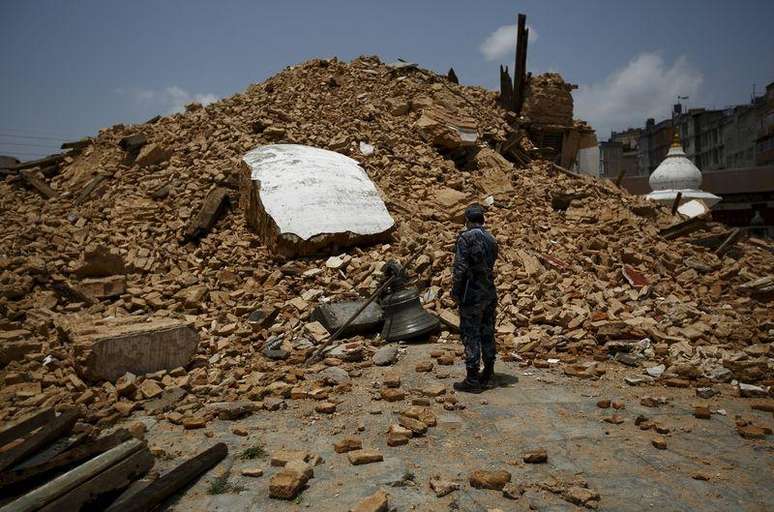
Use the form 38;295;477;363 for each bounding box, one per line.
1;56;772;510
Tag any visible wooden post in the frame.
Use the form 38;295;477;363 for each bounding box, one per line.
715;228;743;256
0;439;144;512
0;410;78;473
512;13;527;113
104;443;227;512
670;191;683;214
517;25;529;113
0;409;54;449
39;448;154;512
0;430;133;489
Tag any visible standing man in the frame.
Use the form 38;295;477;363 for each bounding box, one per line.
452;204;498;393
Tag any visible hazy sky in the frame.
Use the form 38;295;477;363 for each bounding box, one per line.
2;0;772;160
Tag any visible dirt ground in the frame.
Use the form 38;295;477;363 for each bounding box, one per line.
130;340;774;512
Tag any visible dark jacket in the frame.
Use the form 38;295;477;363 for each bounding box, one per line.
452;224;498;306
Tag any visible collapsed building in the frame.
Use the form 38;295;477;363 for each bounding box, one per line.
0;52;772;506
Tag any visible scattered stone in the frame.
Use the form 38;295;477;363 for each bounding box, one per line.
373;345;398;366
415;361;434;372
596;399;611;409
523;448;547;463
694;405;711;419
386;424;413;446
469;469;512;490
563;486;601;508
334;437;362;453
269;468;308;500
603;414;624;425
271;450;310;467
398;414;428;435
664;378;690;388
421;383;445;397
652;436;667;449
241;467;264;477
350;489;388;512
429;476;460;497
182;416;206;429
315;401;337;414
739;383;768;398
737;425;767;439
348;449;383;465
645;364;666;378
232;427;248;436
127;421;146;439
696;387;718;399
383;371;401;388
502;482;525;500
611;400;625;410
380;388;405;402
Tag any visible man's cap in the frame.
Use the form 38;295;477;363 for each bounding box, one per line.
464;203;485;224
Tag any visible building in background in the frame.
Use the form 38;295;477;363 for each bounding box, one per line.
599;128;642;178
616;80;774;237
755;82;774;165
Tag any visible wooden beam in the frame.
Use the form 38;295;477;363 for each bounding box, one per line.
715;228;744;256
512;13;527;113
670;191;683;214
75;174;108;204
659;216;708;240
0;439;144;512
0;409;78;473
0;430;133;490
20;170;58;199
9;154;65;172
181;187;230;243
39;447;153;512
0;409;55;449
104;443;227;512
60;139;91;151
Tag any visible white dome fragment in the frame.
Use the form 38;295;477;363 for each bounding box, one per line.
646;133;721;208
239;144;395;256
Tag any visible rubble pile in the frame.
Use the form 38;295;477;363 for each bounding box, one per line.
521;72;575;126
1;55;772;428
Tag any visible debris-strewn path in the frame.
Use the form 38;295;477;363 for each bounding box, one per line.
140;341;773;512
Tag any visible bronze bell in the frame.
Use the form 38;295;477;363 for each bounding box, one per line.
380;286;440;342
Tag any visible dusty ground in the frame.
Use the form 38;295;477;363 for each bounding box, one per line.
130;340;774;512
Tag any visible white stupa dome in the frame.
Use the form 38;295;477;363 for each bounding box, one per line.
646;132;721;209
649;134;702;191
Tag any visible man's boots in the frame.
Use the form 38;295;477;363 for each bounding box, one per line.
453;368;482;394
479;361;495;388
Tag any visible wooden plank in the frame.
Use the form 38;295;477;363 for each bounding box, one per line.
20;170;57;199
60;138;91;151
0;409;54;449
75;174;108;204
39;447;153;512
0;439;144;512
0;430;132;490
9;154;65;172
670;191;683;215
12;432;88;471
715;228;744;256
512;13;527;113
0;410;78;473
659;216;708;240
181;187;230;243
104;443;227;512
